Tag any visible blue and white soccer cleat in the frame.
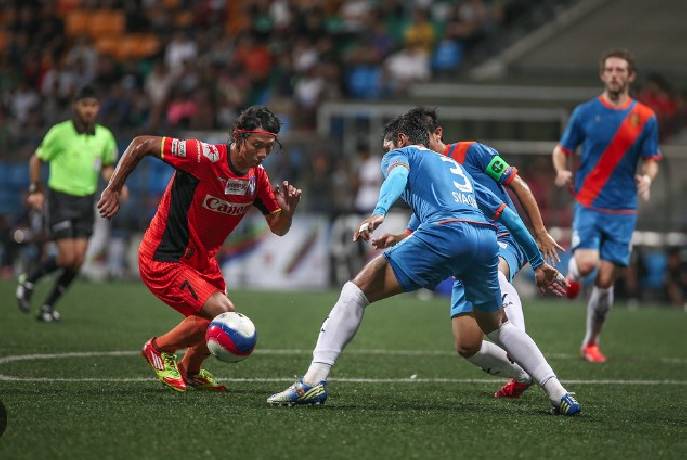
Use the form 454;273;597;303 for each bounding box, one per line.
551;393;581;416
267;379;328;406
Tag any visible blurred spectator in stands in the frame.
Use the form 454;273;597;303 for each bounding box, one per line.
353;142;382;214
341;0;371;32
639;73;681;140
404;8;435;52
66;36;98;85
165;31;198;75
445;0;491;50
11;81;40;126
384;40;430;94
665;247;687;308
145;62;173;130
306;153;334;213
166;88;198;129
331;157;354;214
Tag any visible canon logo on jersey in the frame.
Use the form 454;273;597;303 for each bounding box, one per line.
202;194;251;215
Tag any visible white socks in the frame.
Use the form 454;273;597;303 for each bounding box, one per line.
499;271;525;332
583;286;613;347
487;322;566;403
567;257;580;280
304;281;369;385
466;340;531;384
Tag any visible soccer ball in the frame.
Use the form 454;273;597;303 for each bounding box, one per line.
205;312;257;363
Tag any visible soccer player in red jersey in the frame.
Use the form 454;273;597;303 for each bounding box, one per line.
97;106;302;391
552;50;661;363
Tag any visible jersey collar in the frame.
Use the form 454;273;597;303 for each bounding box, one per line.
598;94;633;110
72;119;95;135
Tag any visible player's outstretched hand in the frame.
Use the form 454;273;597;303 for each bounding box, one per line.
97;186;122;219
535;230;564;263
534;262;568;297
371;232;404;249
354;214;385;242
554;169;573;188
635;174;652;201
275;180;302;216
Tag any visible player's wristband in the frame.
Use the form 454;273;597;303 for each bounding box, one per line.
28;183;42;194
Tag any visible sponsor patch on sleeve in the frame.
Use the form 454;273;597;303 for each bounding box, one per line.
171;139;187;158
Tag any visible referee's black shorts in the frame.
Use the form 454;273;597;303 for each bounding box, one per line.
46;188;96;240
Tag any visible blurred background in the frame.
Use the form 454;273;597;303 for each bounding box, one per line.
0;0;685;307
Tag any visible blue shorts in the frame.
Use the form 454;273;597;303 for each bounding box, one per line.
572;205;637;267
449;234;526;317
384;222;501;312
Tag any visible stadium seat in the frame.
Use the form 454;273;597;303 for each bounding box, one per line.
95;36;120;57
346;66;383;99
65;10;91;37
432;39;463;72
88;10;125;38
118;34;160;59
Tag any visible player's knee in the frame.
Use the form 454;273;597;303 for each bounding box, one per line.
596;276;614;289
577;260;597;275
455;337;481;358
203;293;236;318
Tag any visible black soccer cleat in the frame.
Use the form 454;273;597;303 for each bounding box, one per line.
36;305;61;323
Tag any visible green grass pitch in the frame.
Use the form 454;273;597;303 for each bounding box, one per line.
0;279;685;459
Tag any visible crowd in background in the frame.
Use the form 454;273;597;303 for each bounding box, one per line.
0;0;524;160
0;0;686;304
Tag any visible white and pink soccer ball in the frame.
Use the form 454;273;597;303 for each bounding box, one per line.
205;312;257;363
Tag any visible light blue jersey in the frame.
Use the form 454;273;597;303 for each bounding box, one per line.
380;145;489;226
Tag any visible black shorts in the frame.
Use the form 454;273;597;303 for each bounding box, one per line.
46;188;96;240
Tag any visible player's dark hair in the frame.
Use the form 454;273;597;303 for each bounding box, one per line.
600;49;636;74
231;106;282;148
405;107;440;132
74;85;98;101
383;114;430;148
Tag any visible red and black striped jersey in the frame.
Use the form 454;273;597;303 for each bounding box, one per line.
139;137;280;273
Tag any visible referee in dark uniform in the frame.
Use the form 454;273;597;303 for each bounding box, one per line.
16;86;125;322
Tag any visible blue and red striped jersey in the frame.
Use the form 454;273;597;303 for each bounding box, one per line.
559;96;661;211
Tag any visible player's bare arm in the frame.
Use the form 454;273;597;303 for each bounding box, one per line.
508;174;563;262
98;135;162;219
265;180;302;236
26;153;45;211
552;145;573;187
635;158;659;201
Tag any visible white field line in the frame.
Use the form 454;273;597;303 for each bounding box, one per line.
0;350;685;384
1;349;686;364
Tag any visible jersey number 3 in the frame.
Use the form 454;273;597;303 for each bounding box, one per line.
440;156;474;197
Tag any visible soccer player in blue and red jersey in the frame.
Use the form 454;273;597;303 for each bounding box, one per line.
97;106;302;391
268;114;580;415
372;107;563;399
552;49;661;363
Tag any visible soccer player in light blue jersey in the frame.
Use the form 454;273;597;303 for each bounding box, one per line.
371;107;563;400
268;115;580;415
552;49;661;363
